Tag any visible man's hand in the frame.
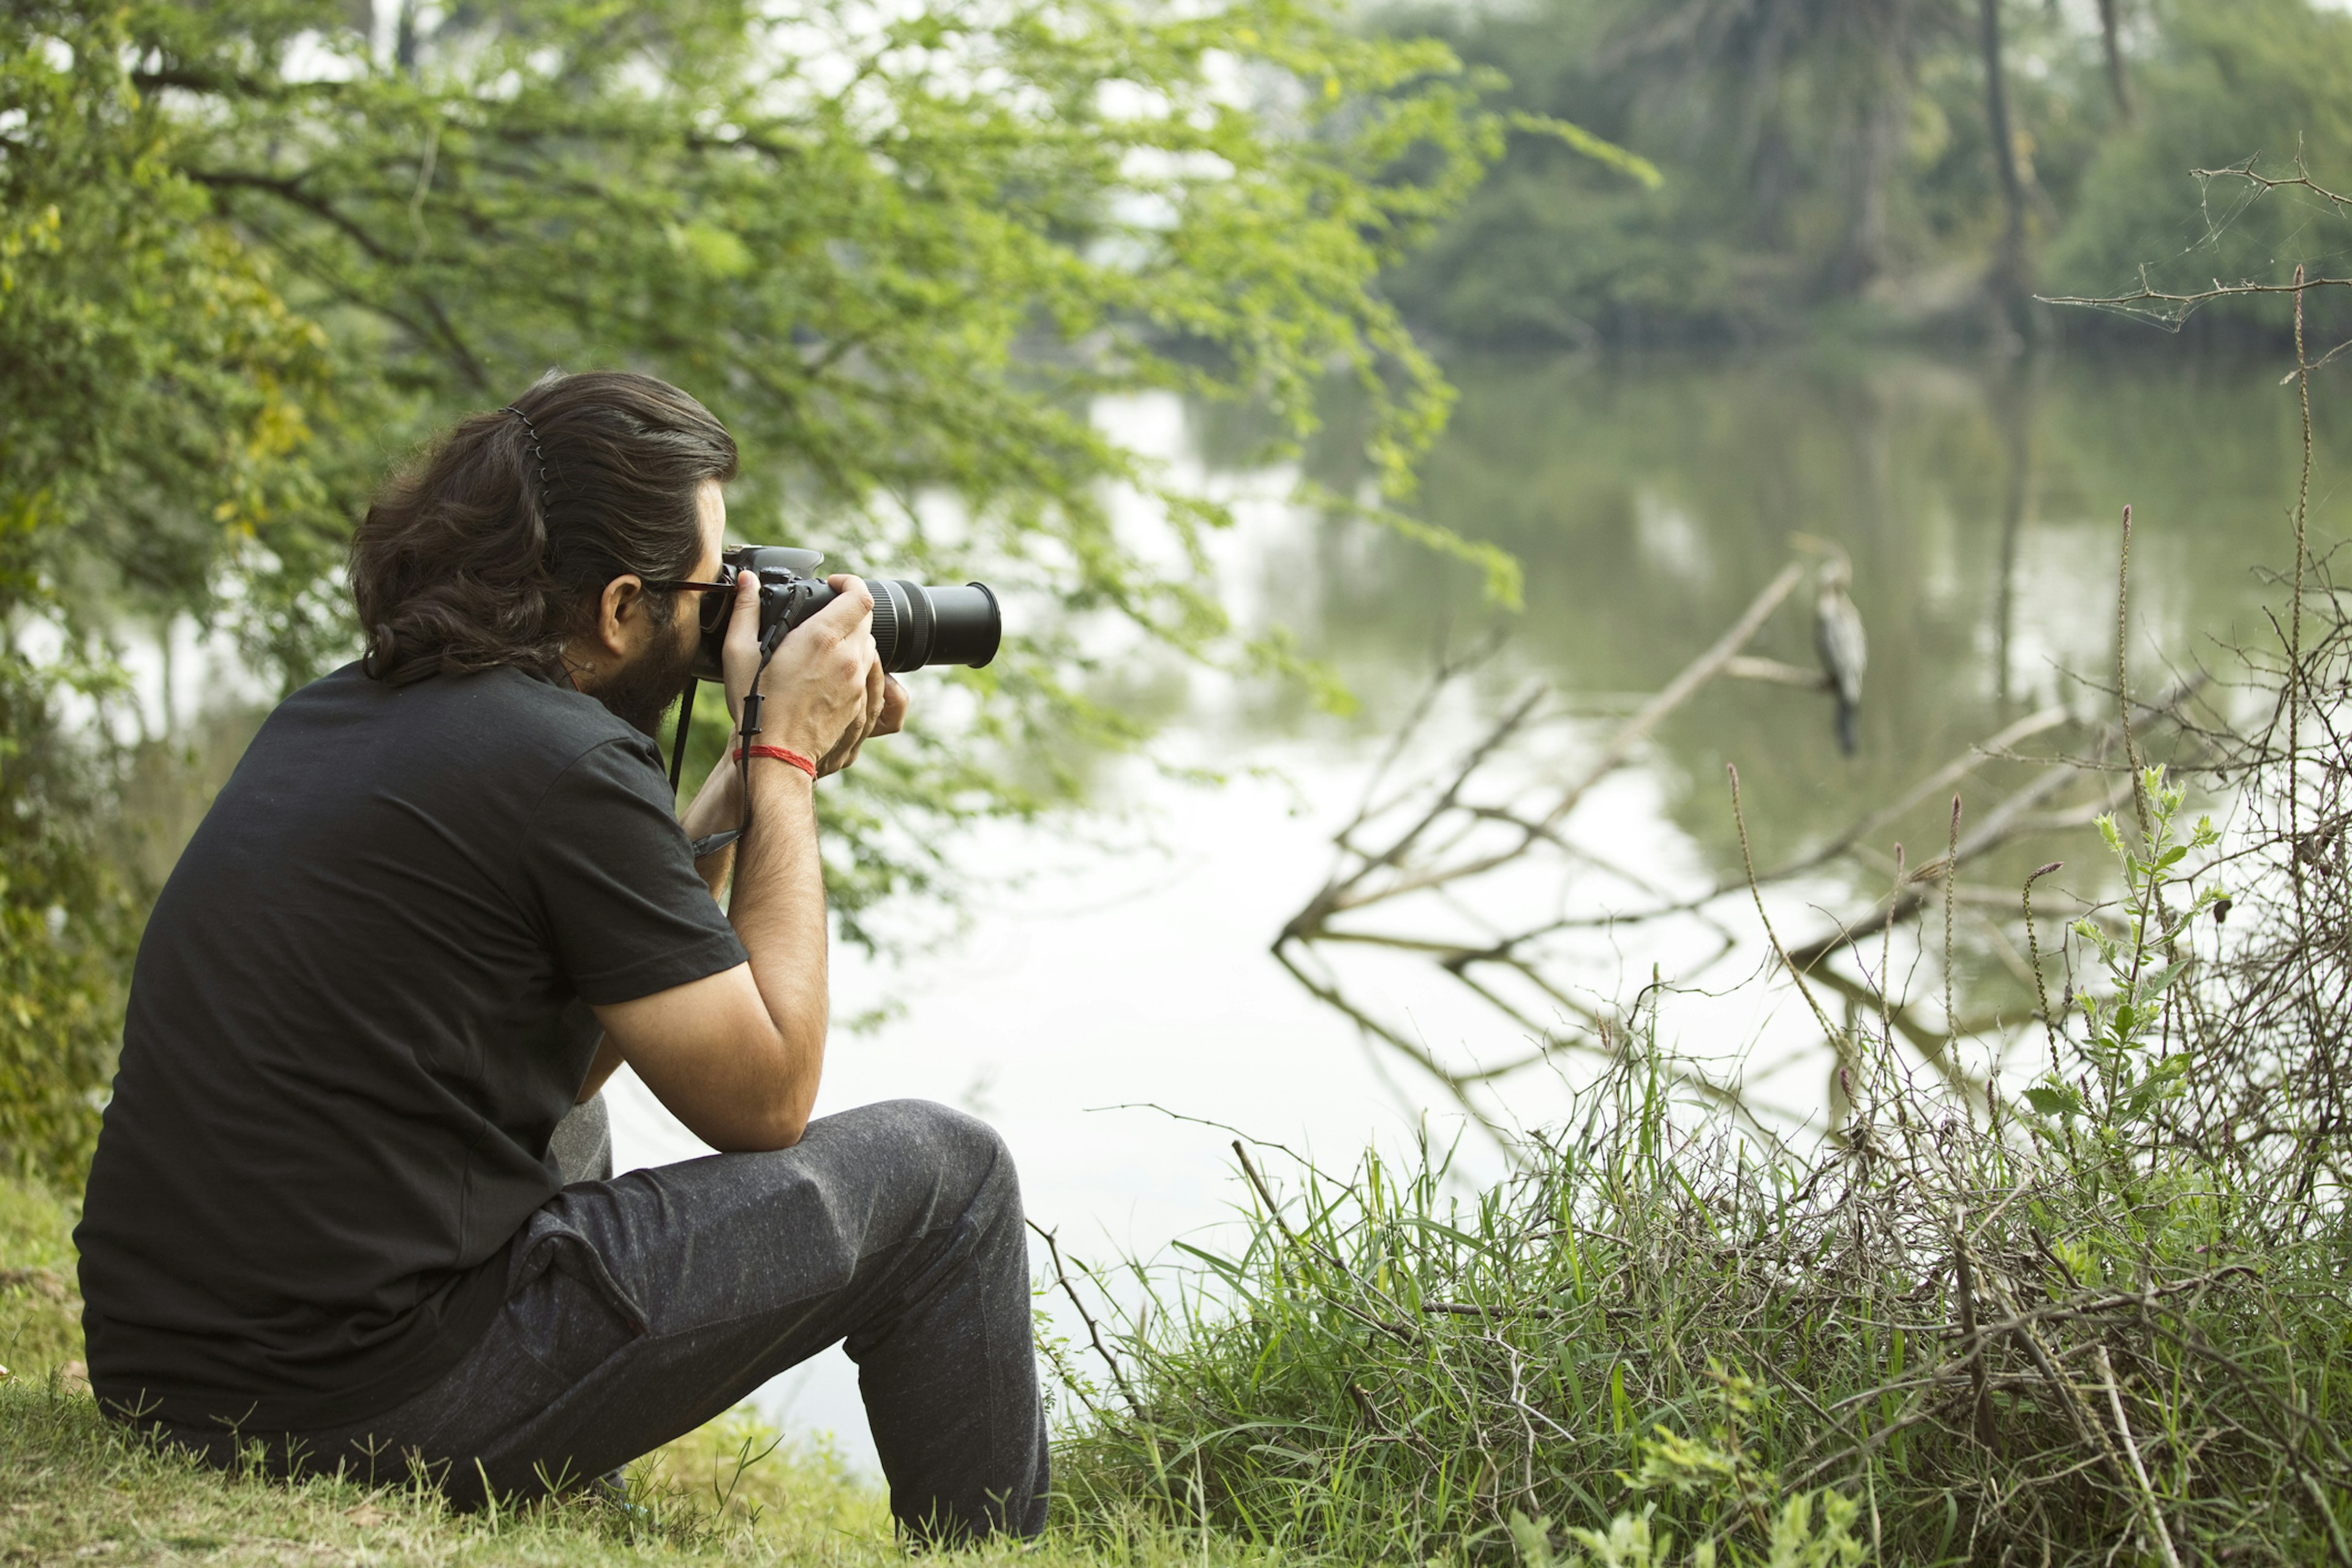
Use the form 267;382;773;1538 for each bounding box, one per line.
718;573;908;774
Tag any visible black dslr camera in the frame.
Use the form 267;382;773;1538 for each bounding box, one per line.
665;545;1003;796
691;545;1001;680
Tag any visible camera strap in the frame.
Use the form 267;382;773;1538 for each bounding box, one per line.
666;676;698;794
685;619;791;862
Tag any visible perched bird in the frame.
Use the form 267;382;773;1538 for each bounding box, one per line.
1813;554;1866;755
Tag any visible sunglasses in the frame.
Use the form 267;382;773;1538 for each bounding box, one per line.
643;578;737;633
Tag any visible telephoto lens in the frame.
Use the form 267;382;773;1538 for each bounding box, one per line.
690;545;1001;680
867;578;1001;673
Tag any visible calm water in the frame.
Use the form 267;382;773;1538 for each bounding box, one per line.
121;346;2345;1461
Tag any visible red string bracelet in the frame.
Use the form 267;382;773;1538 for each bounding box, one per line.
734;744;818;779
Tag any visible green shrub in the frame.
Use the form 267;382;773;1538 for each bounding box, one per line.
1054;764;2352;1566
0;1170;84;1378
0;660;134;1184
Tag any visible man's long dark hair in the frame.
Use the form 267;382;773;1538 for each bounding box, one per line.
352;371;739;685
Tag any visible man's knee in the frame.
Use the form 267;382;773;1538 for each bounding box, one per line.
849;1099;1020;1221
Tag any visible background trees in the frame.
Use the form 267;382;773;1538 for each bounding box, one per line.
1380;0;2352;345
2;2;340;1180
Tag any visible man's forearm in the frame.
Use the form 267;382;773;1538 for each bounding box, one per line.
680;755;744;899
724;761;830;1123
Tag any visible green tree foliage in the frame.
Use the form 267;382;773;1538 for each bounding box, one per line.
1381;0;2352;345
1375;0;2071;342
2043;0;2352;328
1;0;1539;1177
2;3;340;1183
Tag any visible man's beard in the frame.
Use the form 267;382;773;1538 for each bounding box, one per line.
596;616;700;740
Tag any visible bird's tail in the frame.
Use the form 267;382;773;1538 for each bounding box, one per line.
1836;701;1859;756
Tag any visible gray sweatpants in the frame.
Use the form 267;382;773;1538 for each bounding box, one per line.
154;1099;1049;1545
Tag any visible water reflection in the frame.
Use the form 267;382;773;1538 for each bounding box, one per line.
1247;349;2335;891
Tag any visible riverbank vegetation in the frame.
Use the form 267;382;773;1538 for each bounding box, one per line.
1035;676;2352;1566
1382;0;2352;347
1020;252;2352;1561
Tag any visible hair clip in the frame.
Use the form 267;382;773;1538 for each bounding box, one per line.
502;404;551;498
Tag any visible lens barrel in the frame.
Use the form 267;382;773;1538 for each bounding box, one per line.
870;579;1001;673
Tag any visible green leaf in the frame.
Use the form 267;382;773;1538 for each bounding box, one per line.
2024;1085;2084;1119
1507;1510;1556;1568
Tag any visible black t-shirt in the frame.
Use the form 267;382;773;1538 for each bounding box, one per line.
75;663;746;1431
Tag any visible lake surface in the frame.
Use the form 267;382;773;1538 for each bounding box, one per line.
121;345;2348;1466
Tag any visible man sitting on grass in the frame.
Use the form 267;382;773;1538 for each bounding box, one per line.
73;371;1046;1543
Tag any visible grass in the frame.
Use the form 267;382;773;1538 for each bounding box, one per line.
1050;1077;2352;1565
4;1387;889;1567
1042;774;2352;1567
